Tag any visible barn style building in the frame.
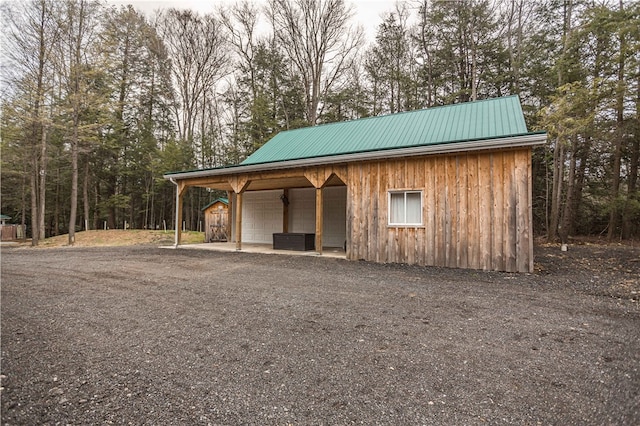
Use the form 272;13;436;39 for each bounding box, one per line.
165;95;546;272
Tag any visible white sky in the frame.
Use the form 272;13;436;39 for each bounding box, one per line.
105;0;393;41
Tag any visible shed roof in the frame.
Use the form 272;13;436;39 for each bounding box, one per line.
241;95;530;166
201;198;228;211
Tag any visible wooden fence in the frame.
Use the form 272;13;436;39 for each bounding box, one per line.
0;225;25;241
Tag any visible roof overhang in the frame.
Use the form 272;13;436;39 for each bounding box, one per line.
164;132;546;181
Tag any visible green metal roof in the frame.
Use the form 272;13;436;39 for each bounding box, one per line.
241;95;530;166
201;198;229;211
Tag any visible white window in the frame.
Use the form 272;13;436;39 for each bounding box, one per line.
389;191;423;226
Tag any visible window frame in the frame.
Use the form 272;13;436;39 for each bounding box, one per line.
388;190;424;227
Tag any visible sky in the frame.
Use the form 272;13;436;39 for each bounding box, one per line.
106;0;394;41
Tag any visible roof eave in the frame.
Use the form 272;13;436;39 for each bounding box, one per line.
163;133;547;181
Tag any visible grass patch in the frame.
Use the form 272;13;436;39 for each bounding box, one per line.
38;230;205;248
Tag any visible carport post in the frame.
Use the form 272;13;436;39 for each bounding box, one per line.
170;178;186;247
235;192;243;251
170;178;180;246
229;177;250;251
315;188;323;254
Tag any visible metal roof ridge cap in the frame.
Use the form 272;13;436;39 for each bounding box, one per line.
163;133;546;181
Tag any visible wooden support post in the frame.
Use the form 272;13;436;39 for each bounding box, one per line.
235;192;243;251
282;189;289;233
226;190;232;241
315;187;323;254
174;180;187;247
228;176;251;252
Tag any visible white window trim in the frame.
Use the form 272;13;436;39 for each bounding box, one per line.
388;190;423;226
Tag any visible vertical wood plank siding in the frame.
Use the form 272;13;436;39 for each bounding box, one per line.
346;148;534;272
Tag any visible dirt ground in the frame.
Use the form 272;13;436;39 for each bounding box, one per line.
1;243;639;425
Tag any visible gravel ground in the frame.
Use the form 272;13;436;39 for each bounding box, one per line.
1;244;639;425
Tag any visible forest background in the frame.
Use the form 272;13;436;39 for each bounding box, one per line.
1;0;638;246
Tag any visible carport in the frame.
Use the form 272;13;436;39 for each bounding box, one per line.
165;164;348;255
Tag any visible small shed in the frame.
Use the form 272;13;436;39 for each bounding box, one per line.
0;214;24;241
202;198;229;242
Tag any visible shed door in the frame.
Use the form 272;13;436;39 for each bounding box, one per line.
241;190;283;243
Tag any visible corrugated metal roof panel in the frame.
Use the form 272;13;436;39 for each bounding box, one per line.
242;95;529;165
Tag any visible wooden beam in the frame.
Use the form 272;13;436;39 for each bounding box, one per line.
304;170;322;189
181;175;232;189
330;166;348;185
304;168;331;189
315;188;323;254
179;165;351;192
229;175;251;194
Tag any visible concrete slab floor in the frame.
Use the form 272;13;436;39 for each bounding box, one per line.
160;242;347;259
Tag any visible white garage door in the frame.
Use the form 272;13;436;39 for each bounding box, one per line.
288;186;346;248
241;190;283;243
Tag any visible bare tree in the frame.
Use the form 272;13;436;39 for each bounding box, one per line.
267;0;363;125
2;0;60;244
220;1;260;99
501;0;536;94
159;9;228;145
54;0;102;245
547;0;574;242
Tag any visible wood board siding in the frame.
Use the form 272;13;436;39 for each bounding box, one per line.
346;148;534;272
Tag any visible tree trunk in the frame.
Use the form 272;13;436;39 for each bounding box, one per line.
607;1;626;240
622;63;640;237
54;167;60;236
30;157;39;246
27;0;51;245
68;0;86;246
548;141;564;241
68;120;78;245
21;162;27;238
548;0;573;242
83;159;90;230
572;139;590;234
94;180;101;230
560;136;578;241
38;126;47;240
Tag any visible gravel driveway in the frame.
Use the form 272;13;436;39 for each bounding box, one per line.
1;244;639;425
